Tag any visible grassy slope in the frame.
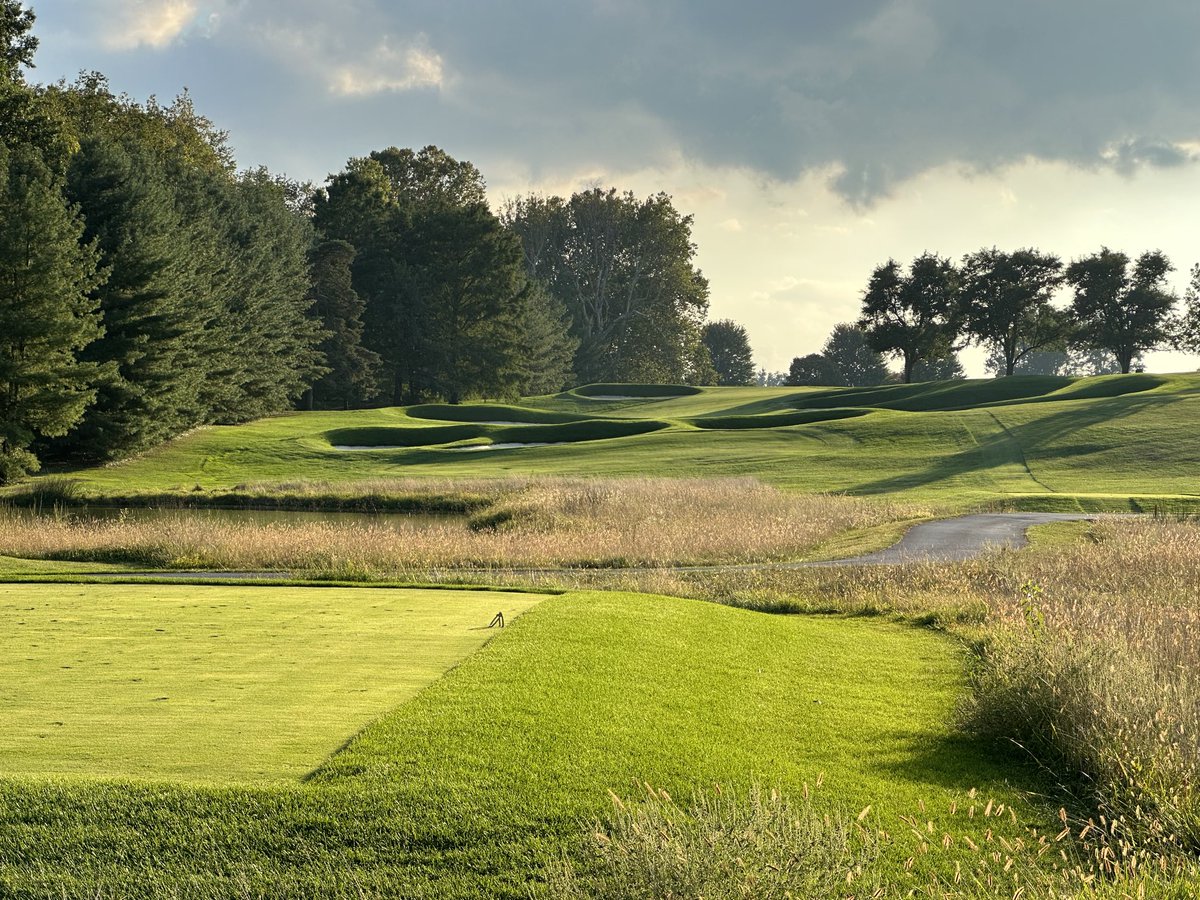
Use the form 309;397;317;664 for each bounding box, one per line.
0;591;1049;898
0;584;543;782
17;373;1200;509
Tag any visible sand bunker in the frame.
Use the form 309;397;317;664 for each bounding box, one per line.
451;442;556;452
580;395;653;401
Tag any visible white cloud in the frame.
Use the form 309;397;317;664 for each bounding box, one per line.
100;0;200;50
330;39;444;96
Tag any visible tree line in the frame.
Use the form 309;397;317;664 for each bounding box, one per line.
0;3;761;482
787;248;1200;386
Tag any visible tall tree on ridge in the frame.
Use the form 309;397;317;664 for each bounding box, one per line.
962;247;1067;376
1065;248;1176;374
857;253;963;383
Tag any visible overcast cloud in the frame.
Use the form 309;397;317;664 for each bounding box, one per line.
31;0;1200;199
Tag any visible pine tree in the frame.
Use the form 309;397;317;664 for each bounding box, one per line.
517;280;577;395
0;141;104;481
308;239;381;407
54;136;197;459
414;203;530;403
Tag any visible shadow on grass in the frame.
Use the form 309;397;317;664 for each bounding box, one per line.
850;391;1184;497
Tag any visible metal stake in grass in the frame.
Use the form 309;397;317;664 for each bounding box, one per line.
489;611;505;628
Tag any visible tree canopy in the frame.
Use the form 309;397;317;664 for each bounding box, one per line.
1065;248;1176;374
962;247;1066;376
702;319;756;386
503;189;710;385
857;253;963;383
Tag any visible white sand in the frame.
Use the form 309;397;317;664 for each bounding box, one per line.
450;442;556;452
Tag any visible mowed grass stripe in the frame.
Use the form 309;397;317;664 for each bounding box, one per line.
0;584;543;782
0;591;1048;898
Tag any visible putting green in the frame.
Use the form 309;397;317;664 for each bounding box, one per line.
0;584;543;782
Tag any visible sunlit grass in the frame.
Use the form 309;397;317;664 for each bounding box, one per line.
0;583;544;781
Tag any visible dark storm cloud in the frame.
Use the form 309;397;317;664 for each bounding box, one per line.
31;0;1200;202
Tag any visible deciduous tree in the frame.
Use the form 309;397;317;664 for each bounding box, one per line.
962;247;1066;376
786;353;838;386
857;253;963;383
1065;248;1176;374
503;189;710;385
702;319;756;386
820;323;889;386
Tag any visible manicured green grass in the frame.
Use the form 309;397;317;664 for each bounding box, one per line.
0;584;543;782
0;591;1049;898
13;372;1200;510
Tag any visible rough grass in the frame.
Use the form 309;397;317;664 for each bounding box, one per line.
548;782;1199;899
0;583;544;781
0;478;929;572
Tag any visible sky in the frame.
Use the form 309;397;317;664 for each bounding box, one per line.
26;0;1200;376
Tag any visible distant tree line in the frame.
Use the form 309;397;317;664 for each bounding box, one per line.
788;248;1200;386
0;3;764;482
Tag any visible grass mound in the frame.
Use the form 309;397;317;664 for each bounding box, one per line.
405;403;586;424
572;382;702;398
792;373;1164;413
686;408;871;429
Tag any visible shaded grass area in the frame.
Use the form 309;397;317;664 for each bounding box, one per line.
0;584;543;781
325;418;669;449
405;403;586;424
571;382;702;398
0;591;1052;898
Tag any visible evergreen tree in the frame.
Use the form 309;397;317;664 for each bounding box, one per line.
308;239;381;408
412;203;531;403
0;141;104;481
55;136;197;459
517;280;577;395
210;168;325;420
317;146;535;404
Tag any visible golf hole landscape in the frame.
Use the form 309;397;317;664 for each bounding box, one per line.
4;8;1200;894
4;377;1200;898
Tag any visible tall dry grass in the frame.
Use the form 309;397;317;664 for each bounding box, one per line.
547;781;1199;899
0;477;926;573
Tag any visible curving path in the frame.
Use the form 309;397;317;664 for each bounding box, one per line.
802;512;1097;567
